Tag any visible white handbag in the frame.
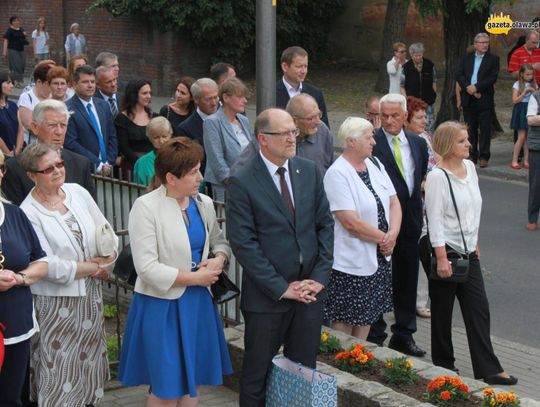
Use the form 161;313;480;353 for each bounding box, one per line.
95;223;117;258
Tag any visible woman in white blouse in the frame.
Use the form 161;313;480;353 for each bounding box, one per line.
323;117;401;339
203;78;252;202
425;121;517;386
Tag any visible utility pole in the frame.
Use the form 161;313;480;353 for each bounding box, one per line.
256;0;277;114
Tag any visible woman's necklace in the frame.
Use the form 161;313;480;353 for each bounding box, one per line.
36;187;64;209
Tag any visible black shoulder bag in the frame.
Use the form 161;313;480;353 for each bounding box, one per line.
428;168;470;283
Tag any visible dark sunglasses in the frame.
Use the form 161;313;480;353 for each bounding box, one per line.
35;160;65;175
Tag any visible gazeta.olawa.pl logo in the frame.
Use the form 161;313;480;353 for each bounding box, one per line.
485;13;539;35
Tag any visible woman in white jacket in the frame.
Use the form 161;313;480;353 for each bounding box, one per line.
20;143;118;406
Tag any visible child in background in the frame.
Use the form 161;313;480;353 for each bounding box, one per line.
511;64;537;169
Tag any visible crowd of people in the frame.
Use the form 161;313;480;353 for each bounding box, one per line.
3;12;539;406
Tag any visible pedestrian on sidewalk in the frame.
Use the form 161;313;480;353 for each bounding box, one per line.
510;64;537;169
526;89;540;231
2;16;29;88
425;120;518;385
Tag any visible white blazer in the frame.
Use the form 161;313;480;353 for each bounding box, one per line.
128;185;230;300
324;155;396;276
21;183;119;297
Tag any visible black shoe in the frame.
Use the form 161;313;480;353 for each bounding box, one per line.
449;366;460;374
484;374;518;385
388;340;426;357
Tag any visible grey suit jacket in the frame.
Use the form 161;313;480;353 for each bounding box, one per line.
226;154;334;313
203;108;252;186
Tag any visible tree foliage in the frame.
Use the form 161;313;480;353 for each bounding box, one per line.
89;0;344;69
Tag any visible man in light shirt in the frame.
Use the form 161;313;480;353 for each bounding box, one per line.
275;46;329;128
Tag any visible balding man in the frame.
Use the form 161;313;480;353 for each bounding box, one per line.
94;66;120;118
231;94;333;177
287;93;333;174
2;99;95;205
226;108;333;406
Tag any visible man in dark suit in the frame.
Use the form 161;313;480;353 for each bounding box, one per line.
457;33;500;167
226;108;334;407
275;46;329;128
94;66;121;118
367;93;428;357
2;99;96;205
64;65;118;175
176;78;219;174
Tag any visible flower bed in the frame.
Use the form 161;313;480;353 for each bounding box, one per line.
318;331;484;406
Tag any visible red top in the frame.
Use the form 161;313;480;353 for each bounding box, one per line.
508;45;540;84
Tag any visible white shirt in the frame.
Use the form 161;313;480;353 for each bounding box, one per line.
324;155;396;276
197;106;209;120
383;128;414;195
18;88;43;144
425;160;482;255
31;30;49;54
259;150;295;207
386;57;405;94
527;92;539;117
282;77;303;99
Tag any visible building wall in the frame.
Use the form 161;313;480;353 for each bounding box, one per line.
0;0;211;94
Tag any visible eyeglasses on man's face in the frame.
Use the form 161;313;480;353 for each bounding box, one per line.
263;128;300;138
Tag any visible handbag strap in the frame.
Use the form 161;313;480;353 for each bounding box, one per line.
439;168;469;255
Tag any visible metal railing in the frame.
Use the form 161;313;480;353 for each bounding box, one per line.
93;174;243;369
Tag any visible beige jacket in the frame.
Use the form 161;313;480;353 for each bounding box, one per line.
128;185;230;300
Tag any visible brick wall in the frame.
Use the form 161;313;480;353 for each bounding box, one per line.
0;0;212;94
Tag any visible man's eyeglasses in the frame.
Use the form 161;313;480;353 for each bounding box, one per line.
297;112;322;121
35;160;65;175
263;128;300;138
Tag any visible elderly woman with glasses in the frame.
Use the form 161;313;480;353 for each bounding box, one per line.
0;150;48;406
323;117;401;339
203;78;252;202
19;143;118;406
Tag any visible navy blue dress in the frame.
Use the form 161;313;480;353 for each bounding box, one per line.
119;197;232;399
0;202;46;404
0;203;46;341
0;101;19;151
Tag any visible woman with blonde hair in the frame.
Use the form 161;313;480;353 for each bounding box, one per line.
425;121;517;385
32;17;50;62
133;116;173;186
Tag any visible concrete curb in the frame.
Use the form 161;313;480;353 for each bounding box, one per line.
223;325;540;407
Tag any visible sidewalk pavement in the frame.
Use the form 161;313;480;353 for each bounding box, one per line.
103;312;539;404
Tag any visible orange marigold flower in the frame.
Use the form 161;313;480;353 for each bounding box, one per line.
386;361;393;368
483;388;495;397
459;383;469;393
406;360;414;369
440;391;452;401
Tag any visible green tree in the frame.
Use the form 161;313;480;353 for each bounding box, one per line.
89;0;344;70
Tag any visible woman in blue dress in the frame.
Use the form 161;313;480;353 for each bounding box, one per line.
119;137;232;406
0;150;48;405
